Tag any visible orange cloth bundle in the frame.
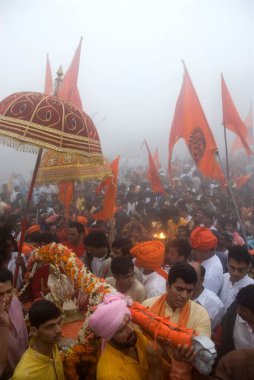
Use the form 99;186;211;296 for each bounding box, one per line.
130;241;165;270
190;227;217;250
130;302;195;347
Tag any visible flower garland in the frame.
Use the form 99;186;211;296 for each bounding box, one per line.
61;343;98;380
19;243;115;379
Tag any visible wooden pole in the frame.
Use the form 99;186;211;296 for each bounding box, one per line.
14;148;43;287
223;125;231;212
217;152;247;243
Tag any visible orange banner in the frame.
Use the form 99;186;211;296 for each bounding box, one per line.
93;156;120;220
221;74;252;156
169;65;225;184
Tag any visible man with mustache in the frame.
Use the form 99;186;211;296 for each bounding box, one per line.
88;293;158;380
11;299;64;380
88;293;195;380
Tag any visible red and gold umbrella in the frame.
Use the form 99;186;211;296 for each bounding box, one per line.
0;91;109;285
36;148;110;183
0;91;102;156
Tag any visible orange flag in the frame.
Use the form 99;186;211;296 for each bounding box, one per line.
146;141;165;193
58;181;74;218
58;37;83;109
234;174;252;189
44;54;53;95
153;147;160;170
246;106;254;138
93;156;120;220
168;64;225;184
230;107;254;154
221;74;252;156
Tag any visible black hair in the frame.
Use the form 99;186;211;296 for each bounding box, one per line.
129;223;143;233
228;246;251;266
68;221;84;235
84;230;108;248
178;204;188;213
29;299;62;328
6;234;18;252
168;239;191;261
168;262;197;285
0;225;14;262
111;256;134;276
112;237;132;249
168;207;180;218
200;265;206;278
38;232;56;244
0;267;13;284
203;209;214;220
26;231;41;243
236;284;254;313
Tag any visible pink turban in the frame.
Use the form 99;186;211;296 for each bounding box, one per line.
190;227;217;250
88;293;131;341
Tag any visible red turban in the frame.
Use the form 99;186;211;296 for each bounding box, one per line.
190;227;217;250
130;241;165;271
26;225;41;236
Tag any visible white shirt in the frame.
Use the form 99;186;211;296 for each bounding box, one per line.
143;271;166;298
194;287;226;331
233;314;254;349
219;273;254;310
202;255;223;295
10;191;18;203
91;256;107;277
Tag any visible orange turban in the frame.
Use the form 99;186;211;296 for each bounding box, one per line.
26;225;41;236
77;216;88;225
190;227;217;250
130;241;165;270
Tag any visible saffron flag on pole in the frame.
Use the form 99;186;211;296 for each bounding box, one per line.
153;147;160;170
230;106;254;154
168;64;225;184
58;37;83;109
221;74;252;156
234;174;252;189
58;182;74;218
44;54;53;95
146;141;165;194
93;156;120;220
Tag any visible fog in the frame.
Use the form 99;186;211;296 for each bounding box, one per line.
0;0;253;182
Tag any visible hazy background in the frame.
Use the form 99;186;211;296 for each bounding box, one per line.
0;0;253;181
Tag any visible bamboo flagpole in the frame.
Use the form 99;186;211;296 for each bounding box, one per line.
223;124;231;212
216;152;247;243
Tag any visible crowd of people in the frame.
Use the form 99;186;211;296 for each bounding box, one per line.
0;157;254;380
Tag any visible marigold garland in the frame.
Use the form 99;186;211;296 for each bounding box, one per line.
19;243;115;380
19;243;199;379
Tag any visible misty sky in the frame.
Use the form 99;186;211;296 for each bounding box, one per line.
0;0;253;181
